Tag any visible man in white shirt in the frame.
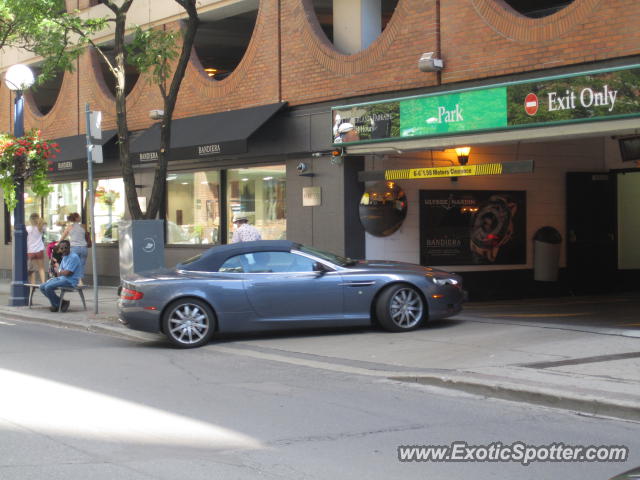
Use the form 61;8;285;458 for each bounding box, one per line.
231;215;262;243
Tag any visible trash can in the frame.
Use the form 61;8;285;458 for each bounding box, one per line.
533;226;562;282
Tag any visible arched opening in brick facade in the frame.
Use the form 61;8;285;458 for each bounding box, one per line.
311;0;399;54
96;44;141;97
503;0;575;18
30;67;64;116
194;3;259;81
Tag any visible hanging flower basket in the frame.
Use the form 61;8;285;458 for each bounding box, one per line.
95;186;120;206
0;129;57;211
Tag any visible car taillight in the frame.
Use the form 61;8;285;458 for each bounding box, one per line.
121;288;143;301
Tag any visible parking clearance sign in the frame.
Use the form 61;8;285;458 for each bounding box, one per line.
357;160;534;182
385;163;503;180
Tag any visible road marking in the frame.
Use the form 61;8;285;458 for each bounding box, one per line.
483;313;589;318
0;320;15;326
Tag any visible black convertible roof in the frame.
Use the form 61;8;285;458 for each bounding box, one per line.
176;240;301;272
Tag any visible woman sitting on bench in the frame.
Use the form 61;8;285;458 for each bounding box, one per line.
39;240;82;312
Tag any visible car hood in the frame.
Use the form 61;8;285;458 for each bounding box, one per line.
351;260;457;277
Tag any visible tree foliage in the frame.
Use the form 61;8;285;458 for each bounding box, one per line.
90;0;199;220
2;0;199;221
0;1;105;209
127;27;179;94
0;0;106;82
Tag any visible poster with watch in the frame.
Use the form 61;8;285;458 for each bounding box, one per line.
420;190;526;266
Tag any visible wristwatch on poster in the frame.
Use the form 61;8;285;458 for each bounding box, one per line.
470;194;517;262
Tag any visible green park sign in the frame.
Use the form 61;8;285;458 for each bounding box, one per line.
332;65;640;145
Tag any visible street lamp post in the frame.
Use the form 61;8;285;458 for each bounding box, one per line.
5;64;35;306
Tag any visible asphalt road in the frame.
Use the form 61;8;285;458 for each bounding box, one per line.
0;319;638;480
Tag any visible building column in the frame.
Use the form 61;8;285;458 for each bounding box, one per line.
333;0;381;54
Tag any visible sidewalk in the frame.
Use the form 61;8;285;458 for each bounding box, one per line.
0;280;152;342
0;280;638;422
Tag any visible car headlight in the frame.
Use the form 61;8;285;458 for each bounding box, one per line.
432;277;458;286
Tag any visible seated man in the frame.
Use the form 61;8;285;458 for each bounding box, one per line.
39;240;82;312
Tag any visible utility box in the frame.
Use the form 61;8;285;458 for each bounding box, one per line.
118;219;165;277
533;226;562;282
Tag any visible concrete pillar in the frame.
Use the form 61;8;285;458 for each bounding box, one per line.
333;0;381;54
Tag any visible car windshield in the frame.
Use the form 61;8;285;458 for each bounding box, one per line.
299;245;357;267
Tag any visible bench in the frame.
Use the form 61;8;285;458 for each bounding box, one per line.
24;283;87;312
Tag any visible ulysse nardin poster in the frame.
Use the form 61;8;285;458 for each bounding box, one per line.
420;190;526;266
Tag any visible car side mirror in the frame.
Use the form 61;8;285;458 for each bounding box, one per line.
313;262;329;276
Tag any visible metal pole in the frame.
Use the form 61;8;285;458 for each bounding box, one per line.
85;103;99;314
9;90;28;306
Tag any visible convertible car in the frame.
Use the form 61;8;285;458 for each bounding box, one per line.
118;240;467;348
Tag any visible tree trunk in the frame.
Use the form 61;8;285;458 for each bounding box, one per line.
144;0;199;220
100;0;141;219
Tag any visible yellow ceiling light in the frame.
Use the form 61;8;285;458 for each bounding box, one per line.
454;146;471;165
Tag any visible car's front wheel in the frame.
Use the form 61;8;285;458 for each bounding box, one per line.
376;284;425;332
162;298;216;348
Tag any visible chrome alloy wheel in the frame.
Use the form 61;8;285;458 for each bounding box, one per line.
167;302;210;345
389;288;424;329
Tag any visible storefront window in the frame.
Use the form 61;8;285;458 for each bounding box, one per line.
24;186;42;221
6;187;44;244
227;165;286;241
43;182;83;241
166;171;221;244
94;178;125;244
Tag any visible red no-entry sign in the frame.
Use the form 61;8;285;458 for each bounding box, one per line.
524;93;539;116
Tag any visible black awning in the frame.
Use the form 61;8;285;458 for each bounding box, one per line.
130;102;286;163
49;130;117;173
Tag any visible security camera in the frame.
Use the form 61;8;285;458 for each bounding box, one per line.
418;52;444;72
296;162;309;174
149;109;164;120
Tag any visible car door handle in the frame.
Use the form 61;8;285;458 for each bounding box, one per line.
340;281;376;287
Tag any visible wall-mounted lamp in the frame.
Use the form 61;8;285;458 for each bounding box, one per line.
418;52;444;72
454;146;471;165
149;109;164;120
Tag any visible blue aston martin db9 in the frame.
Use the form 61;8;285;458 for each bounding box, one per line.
118;240;467;348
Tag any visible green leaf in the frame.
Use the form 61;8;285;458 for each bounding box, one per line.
127;26;179;85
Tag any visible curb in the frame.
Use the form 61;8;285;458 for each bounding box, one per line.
390;375;640;423
0;307;156;342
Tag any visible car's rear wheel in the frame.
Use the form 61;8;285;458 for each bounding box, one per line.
162;298;216;348
376;284;425;332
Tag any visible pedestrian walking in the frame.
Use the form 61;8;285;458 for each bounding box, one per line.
231;215;261;243
59;212;88;285
26;213;47;284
